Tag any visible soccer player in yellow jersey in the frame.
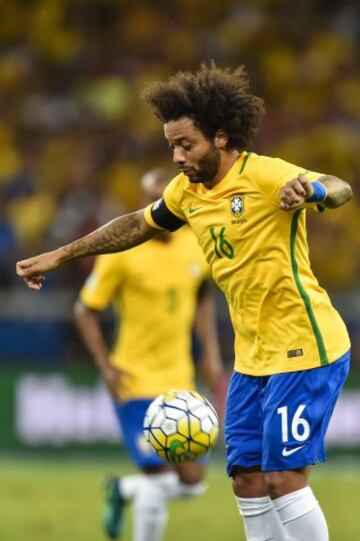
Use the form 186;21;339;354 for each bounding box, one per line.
17;63;353;541
74;168;224;541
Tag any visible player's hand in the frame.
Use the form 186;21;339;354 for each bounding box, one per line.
280;173;314;210
16;249;64;290
102;364;123;399
199;356;224;391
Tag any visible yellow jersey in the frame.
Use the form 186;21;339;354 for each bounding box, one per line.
144;152;350;376
80;227;209;400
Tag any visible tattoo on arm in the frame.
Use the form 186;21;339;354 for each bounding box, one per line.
62;210;157;261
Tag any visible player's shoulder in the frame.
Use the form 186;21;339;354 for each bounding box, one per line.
245;152;292;172
246;152;306;190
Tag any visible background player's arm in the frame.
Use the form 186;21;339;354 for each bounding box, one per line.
280;173;352;211
74;301;121;398
16;209;158;290
195;281;223;389
194;281;227;415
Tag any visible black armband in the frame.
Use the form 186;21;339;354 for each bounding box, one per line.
151;198;185;232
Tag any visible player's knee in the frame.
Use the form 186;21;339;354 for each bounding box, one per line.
265;471;298;499
265;469;310;499
264;471;285;498
232;468;267;498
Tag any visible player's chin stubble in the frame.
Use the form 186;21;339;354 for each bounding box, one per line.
188;146;221;183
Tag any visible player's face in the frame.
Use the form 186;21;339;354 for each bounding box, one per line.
164;117;221;183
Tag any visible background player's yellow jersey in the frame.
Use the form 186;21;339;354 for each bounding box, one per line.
145;152;350;376
80;227;209;400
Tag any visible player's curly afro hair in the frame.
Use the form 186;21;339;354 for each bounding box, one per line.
142;62;265;151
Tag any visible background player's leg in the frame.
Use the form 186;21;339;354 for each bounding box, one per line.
175;463;207;497
112;400;208;541
105;400;181;540
232;468;287;541
127;464;206;541
120;463;206;501
131;468;178;541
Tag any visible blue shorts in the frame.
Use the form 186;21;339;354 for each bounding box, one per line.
113;399;166;469
114;398;209;469
225;350;350;475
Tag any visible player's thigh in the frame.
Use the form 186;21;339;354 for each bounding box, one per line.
225;371;264;476
262;351;350;472
113;399;167;469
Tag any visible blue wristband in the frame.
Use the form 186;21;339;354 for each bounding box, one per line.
307;181;327;203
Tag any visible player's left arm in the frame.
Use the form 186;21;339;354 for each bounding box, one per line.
280;173;353;211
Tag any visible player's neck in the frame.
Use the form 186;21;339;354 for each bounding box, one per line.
202;150;240;189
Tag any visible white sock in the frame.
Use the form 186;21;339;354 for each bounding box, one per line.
120;471;206;541
133;475;169;541
119;473;145;500
273;486;329;541
119;471;206;501
236;496;287;541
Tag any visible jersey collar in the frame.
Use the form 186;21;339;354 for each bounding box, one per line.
197;151;248;195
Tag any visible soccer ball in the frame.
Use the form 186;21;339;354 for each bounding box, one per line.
143;389;219;464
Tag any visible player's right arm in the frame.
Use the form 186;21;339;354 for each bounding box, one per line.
16;174;186;290
16;209;158;290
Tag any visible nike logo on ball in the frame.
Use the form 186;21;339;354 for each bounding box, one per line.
282;445;305;457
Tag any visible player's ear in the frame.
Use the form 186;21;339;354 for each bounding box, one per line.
214;130;229;150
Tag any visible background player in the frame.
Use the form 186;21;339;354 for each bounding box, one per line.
74;168;224;541
17;63;353;541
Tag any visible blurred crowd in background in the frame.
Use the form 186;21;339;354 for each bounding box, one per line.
0;0;359;366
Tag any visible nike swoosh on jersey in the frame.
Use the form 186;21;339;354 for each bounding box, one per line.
189;207;202;214
282;445;306;457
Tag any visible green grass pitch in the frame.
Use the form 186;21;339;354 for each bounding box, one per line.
0;454;359;540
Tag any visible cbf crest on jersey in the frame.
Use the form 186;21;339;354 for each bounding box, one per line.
230;194;244;216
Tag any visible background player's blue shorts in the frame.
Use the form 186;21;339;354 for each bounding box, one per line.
113;398;210;469
225;350;350;475
113;399;166;469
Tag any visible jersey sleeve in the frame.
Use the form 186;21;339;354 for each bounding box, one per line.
79;254;125;310
253;155;324;211
143;174;187;231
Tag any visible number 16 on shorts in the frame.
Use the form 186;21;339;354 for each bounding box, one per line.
277;405;310;458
